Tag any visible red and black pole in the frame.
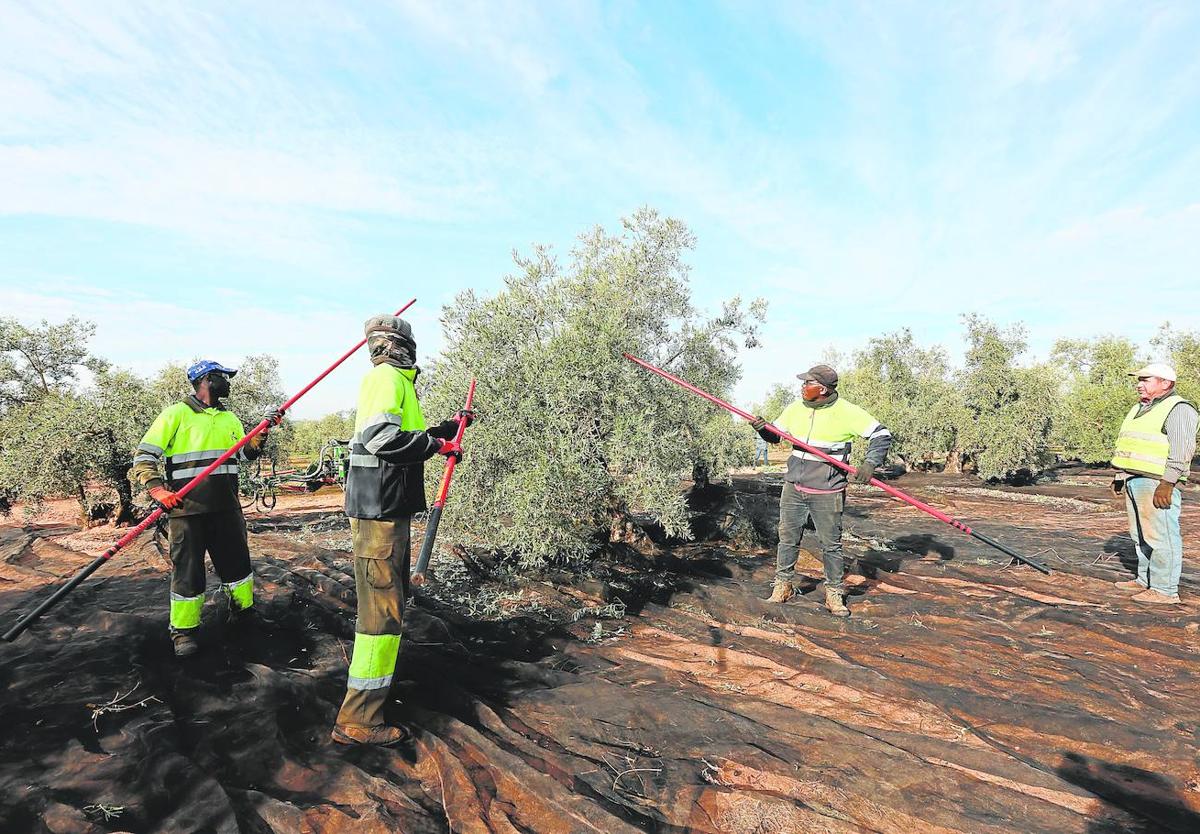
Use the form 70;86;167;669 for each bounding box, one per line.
623;353;1050;575
411;379;476;587
2;299;418;642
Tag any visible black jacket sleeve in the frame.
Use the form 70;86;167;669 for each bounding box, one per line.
362;421;442;464
756;425;782;444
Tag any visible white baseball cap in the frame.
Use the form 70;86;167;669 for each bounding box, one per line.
1130;362;1177;382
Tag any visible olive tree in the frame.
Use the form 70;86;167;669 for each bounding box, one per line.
957;315;1055;480
751;383;799;424
1050;336;1139;464
290;411;355;461
0;316;108;411
0;317;291;521
422;209;765;569
839;329;966;470
1151;324;1200;403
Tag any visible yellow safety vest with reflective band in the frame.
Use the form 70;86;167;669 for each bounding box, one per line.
352;365;426;444
345;364;430;519
134;399;248;515
1111;394;1189;481
774;397;882;490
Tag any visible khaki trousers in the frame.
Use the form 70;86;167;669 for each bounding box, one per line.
335;517;410;729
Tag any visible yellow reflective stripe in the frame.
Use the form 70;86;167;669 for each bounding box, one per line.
221;574;253;611
347;632;401;689
170;592;204;630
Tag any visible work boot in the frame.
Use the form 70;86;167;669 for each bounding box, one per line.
1131;589;1181;605
172;630;200;658
766;581;795;604
228;606;275;631
1114;578;1147;590
825;587;850;618
331;724;410;747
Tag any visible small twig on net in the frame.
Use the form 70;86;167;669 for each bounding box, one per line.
613;767;662;792
87;681;160;731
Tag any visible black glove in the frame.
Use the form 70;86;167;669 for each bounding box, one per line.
852;462;876;484
428;419;459;440
750;415;768;430
456;408;476;428
1110;477;1125;497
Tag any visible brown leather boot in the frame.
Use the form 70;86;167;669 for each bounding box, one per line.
331;724;411;747
766;581;795;604
825;587;850;618
172;630;200;658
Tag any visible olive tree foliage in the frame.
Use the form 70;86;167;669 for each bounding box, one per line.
0;317;109;411
838;329;965;469
0;319;291;521
956;315;1055;480
421;209;765;569
290;410;355;462
1151;323;1200;403
0;319;159;521
1050;336;1139;464
751;383;798;424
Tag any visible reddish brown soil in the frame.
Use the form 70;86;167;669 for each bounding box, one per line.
1;471;1198;833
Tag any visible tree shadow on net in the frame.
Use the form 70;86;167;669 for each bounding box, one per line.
1056;751;1200;834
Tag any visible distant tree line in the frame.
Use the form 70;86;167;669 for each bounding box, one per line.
6;210;1195;573
751;317;1200;482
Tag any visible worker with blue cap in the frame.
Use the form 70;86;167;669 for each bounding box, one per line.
130;359;282;656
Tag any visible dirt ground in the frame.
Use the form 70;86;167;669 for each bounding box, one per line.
2;468;1199;833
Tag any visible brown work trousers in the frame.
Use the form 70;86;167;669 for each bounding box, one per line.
335;517;410;729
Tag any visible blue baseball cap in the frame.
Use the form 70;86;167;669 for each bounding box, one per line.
186;359;238;383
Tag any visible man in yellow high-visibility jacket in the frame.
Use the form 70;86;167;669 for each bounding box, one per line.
1111;363;1197;604
130;360;281;656
753;364;892;617
331;315;468;747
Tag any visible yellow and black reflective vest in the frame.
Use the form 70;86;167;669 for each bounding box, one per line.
772;395;890;491
132;396;258;515
345;364;444;519
1111;394;1190;481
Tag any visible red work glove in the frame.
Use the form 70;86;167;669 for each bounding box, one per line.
436;439;463;462
1153;480;1176;509
148;485;182;510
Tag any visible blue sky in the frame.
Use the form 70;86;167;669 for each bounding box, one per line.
2;1;1198;417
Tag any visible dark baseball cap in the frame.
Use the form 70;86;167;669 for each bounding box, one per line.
796;364;838;388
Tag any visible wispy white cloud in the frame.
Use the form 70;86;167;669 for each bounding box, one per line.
2;0;1197;412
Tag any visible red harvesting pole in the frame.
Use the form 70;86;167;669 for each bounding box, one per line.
411;378;477;587
2;299;418;642
623;353;1050;575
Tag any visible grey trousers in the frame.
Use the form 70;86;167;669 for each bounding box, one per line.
776;483;846;591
